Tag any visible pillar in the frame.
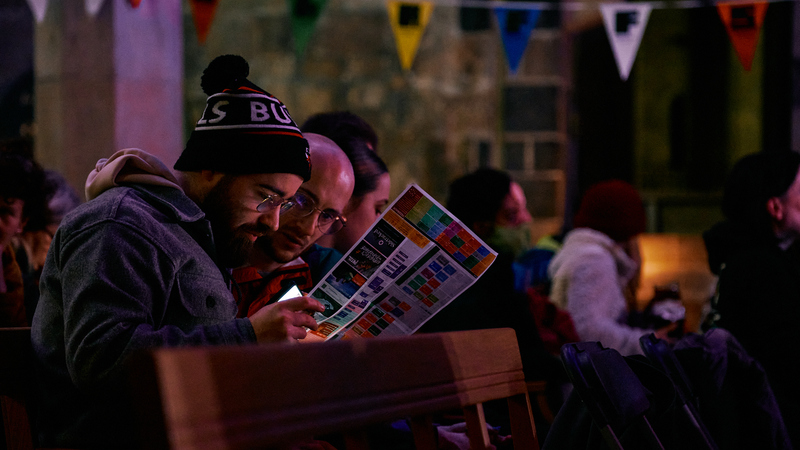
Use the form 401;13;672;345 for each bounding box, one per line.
34;0;183;196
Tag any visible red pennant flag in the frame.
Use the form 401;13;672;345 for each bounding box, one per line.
190;0;220;44
716;2;768;71
129;0;141;7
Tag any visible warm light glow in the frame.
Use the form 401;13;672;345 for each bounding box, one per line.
636;233;718;332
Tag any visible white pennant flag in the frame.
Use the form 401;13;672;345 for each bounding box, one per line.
25;0;48;22
85;0;106;16
601;3;652;81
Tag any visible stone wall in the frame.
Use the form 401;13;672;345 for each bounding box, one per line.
184;0;568;241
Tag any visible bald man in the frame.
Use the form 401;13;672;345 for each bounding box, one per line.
233;133;355;317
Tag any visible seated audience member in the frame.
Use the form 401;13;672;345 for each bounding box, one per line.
418;169;569;439
0;152;48;326
2;137;82;322
488;175;534;259
233;133;355;317
419;168;564;383
703;151;800;447
300;111;391;284
548;179;675;356
302;110;379;152
429;168;577;356
514;230;568;294
30;54;323;449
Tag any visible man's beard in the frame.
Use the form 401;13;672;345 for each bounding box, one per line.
256;229;300;266
201;176;267;268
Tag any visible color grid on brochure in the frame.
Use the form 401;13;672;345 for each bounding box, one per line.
392;186;495;277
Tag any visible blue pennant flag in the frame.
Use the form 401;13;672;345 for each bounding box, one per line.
495;7;541;75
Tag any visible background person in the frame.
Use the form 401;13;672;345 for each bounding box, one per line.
0;151;49;326
300;111;391;284
703;151;800;447
418;168;568;439
548;179;676;356
2;136;82;323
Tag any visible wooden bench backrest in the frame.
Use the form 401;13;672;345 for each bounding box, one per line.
130;328;539;450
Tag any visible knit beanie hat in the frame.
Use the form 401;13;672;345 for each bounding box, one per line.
722;151;800;229
174;55;311;180
573;179;646;242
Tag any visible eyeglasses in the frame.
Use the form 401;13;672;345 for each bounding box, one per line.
256;193;293;213
280;192;347;235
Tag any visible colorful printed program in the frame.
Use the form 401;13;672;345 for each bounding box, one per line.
307;184;497;340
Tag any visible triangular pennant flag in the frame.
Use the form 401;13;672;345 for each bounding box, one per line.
600;2;652;81
716;2;768;71
387;1;433;70
129;0;141;7
25;0;48;23
495;7;540;75
85;0;105;17
189;0;220;44
288;0;328;58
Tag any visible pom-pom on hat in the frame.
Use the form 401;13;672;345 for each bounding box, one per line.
175;55;311;180
574;179;646;242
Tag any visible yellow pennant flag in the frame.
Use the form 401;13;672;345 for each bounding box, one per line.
387;1;433;70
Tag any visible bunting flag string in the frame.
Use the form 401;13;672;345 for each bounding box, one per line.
412;0;788;11
25;0;792;76
387;1;434;70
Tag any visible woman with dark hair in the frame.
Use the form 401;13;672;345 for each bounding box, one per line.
300;112;391;284
316;138;390;255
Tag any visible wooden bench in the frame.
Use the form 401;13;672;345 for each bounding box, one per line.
129;328;539;450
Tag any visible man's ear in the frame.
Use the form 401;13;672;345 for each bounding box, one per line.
200;170;224;183
187;170;225;203
767;197;784;222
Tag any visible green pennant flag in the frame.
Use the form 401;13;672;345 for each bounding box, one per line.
289;0;328;58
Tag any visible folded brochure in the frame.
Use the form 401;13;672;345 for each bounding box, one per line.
307;184;497;340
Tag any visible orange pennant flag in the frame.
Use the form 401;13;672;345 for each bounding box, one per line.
716;2;768;71
190;0;220;44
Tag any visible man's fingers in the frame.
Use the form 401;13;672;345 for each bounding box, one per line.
280;296;325;313
292;310;319;331
287;325;309;341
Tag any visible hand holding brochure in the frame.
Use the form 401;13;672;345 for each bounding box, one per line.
306;184;497;340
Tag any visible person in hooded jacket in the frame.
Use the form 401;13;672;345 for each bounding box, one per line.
30;55;324;449
703;151;800;448
548;180;676;356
